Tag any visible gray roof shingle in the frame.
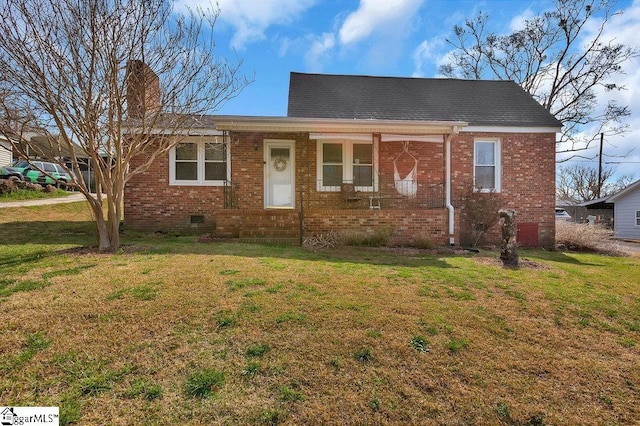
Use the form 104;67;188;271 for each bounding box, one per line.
287;72;561;128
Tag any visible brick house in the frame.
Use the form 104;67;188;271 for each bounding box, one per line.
125;72;561;247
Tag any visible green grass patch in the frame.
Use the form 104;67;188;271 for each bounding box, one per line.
42;264;96;279
226;277;267;291
409;335;429;353
277;384;304;402
123;378;162;400
1;331;51;371
241;361;261;378
275;311;306;324
0;188;69;201
447;338;469;353
245;344;270;358
259;408;288;424
354;347;372;363
184;369;225;398
129;285;158;301
0;278;50;297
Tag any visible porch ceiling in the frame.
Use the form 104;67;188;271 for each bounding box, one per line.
211;115;467;135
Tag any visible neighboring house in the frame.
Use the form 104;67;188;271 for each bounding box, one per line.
607;179;640;240
576;196;614;226
125;72;561;248
0;136;12;166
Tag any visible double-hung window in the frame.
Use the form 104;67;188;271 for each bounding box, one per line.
635;210;640;227
169;136;229;186
474;139;501;192
317;139;375;191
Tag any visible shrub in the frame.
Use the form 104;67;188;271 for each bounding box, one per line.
461;181;503;247
556;221;623;255
410;231;435;249
303;231;341;249
340;226;394;247
304;227;395;248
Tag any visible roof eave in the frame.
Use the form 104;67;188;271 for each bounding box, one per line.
211;115;468;135
606;179;640;202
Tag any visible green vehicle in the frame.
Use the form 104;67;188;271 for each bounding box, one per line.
0;165;25;181
9;160;73;189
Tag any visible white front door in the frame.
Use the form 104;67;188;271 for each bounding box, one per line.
264;140;295;208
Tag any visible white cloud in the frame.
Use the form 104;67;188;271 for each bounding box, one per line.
508;8;535;31
175;0;315;49
304;33;335;72
338;0;423;45
412;38;445;77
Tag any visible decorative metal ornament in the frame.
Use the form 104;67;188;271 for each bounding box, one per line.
273;156;288;172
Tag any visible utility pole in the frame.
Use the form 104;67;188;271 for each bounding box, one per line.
597;133;604;198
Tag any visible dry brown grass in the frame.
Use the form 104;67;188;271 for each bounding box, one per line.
1;203;639;425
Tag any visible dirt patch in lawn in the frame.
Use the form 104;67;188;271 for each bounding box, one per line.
474;256;550;269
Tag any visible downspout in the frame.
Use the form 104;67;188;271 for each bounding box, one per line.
445;131;456;246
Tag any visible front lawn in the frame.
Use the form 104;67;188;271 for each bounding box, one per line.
1;202;639;425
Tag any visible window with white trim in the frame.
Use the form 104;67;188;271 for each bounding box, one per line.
317;140;375;191
474;139;501;191
636;210;640;227
169;137;229;186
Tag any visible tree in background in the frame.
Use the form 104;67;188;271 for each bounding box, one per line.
440;0;639;157
556;164;635;203
0;0;250;250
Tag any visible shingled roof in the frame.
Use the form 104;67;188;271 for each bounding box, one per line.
287;72;561;128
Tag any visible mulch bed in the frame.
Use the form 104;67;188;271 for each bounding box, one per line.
474;256;550;269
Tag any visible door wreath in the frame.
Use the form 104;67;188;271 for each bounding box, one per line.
273;156;288;172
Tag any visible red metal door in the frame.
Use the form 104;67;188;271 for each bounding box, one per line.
517;222;539;247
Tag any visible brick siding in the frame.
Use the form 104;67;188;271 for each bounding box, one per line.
124;131;556;248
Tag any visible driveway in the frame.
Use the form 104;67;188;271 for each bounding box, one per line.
614;240;640;257
0;193;89;208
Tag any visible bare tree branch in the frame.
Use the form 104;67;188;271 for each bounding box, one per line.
440;0;639;158
0;0;251;250
556;163;635;203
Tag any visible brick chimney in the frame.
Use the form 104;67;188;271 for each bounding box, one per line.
126;60;160;118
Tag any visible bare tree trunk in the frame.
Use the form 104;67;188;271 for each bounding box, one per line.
87;197;111;250
499;209;519;267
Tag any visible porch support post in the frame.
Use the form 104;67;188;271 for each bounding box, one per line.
445;132;455;246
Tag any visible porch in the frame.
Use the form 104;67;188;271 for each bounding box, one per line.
213;206;450;246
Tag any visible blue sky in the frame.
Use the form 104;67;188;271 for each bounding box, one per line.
177;0;640;178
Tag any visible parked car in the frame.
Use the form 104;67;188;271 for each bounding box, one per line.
9;160;72;189
555;208;572;221
0;165;25;181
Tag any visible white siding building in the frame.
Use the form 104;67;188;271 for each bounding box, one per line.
609;180;640;240
0;138;12;166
